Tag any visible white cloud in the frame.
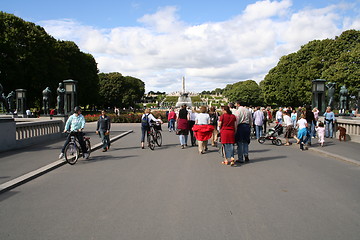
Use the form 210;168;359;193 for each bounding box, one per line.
39;0;360;93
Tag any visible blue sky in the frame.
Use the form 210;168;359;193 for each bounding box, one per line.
2;0;360;93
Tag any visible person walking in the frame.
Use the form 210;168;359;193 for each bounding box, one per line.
324;107;335;138
234;101;252;163
297;114;308;151
253;106;264;139
192;106;214;154
291;109;297;127
208;106;219;147
96;110;111;152
177;104;190;149
276;107;283;124
283;110;294;146
262;107;268;134
188;107;197;146
312;107;319;138
140;108;160;149
304;105;314;147
167;108;176;132
218;106;236;166
316;121;325;147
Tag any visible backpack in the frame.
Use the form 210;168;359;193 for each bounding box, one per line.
209;112;218;125
141;114;149;128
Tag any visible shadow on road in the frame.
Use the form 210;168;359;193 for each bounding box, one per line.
78;155;139;164
249;149;270;153
250;155;287;163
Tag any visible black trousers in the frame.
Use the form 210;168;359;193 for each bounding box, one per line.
61;132;87;154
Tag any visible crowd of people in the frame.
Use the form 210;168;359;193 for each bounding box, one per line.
139;103;340;166
58;103;339;164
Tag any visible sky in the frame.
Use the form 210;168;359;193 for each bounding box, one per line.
2;0;360;93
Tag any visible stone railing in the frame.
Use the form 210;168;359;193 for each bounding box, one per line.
318;116;360;143
335;117;360;142
0;118;66;152
15;120;63;140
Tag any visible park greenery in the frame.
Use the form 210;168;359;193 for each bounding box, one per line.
0;11;359;111
0;12;145;110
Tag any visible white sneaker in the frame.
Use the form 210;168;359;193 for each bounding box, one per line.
84;153;89;159
58;153;64;159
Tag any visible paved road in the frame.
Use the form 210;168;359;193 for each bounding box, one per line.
0;123;360;240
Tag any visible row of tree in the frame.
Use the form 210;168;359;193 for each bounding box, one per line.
1;12;358;110
222;30;359;107
0;12;144;110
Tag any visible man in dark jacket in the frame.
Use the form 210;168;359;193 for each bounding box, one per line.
304;105;315;147
96;110;111;152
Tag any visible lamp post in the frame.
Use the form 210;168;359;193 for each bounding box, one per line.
312;79;326;115
15;89;26;116
63;79;78;115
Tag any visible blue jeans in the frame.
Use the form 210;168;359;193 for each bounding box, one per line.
99;130;110;149
304;124;312;145
179;135;188;145
311;121;317;137
169;119;176;131
255;125;263;139
223;143;234;159
325;121;333;138
237;141;249;162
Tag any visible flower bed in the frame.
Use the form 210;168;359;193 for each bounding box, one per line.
84;111;168;123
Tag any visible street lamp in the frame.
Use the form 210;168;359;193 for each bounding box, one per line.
312;79;326;115
63;79;78;115
15;89;26;116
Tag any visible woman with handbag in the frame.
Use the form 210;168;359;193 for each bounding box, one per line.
176;104;190;149
96;110;111;152
218;106;236;166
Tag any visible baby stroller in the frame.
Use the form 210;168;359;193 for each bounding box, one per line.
258;123;283;146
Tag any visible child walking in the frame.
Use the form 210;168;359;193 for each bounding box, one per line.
316;121;325;147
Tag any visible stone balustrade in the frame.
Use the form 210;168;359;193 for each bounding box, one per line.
318;116;360;142
15;120;63;140
335;118;360;142
0;117;65;152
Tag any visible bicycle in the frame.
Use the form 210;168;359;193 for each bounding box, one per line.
147;122;162;150
64;131;91;165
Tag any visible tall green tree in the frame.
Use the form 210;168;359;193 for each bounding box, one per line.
98;72;145;108
261;29;360;107
223;80;262;106
0;12;99;108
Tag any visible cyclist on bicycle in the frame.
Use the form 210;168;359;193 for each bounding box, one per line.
140;108;162;149
59;106;89;159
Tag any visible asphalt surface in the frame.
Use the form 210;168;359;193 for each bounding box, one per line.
0;123;359;240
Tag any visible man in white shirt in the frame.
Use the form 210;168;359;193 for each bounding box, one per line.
253;107;264;139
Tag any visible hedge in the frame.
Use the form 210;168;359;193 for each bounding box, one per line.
84;111;168;123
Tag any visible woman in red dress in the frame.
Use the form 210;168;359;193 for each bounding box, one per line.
218;106;237;166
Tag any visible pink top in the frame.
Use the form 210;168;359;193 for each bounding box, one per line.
316;127;325;136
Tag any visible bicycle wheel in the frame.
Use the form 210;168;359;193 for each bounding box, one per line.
85;139;91;157
148;134;156;150
258;136;265;144
155;131;162;147
64;142;79;165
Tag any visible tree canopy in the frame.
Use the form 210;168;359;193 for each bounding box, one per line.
98;72;145;108
0;12;99;108
261;29;360;107
223;80;262;106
